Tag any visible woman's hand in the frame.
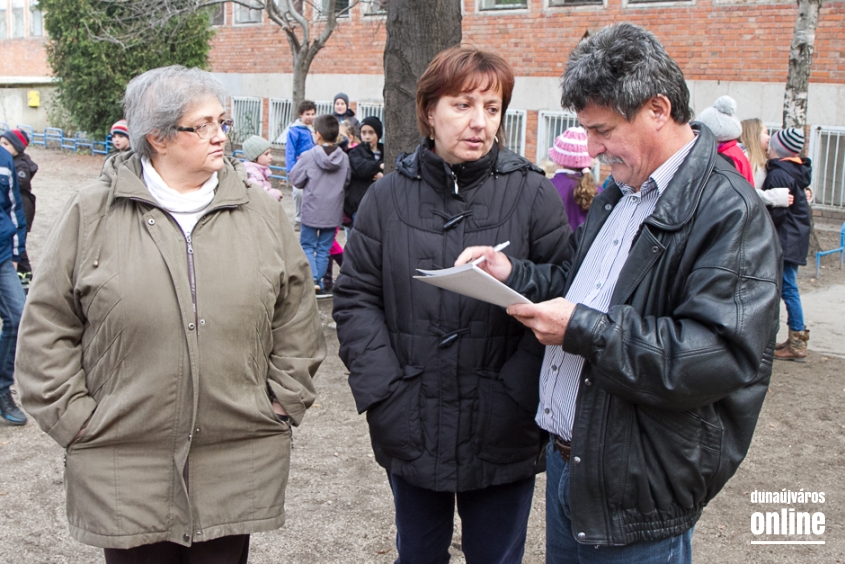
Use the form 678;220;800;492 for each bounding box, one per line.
455;246;513;281
272;400;288;417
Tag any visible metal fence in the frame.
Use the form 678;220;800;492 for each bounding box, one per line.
810;125;845;210
315;100;334;117
230;97;262;144
503;109;526;157
269;98;293;145
357;102;384;123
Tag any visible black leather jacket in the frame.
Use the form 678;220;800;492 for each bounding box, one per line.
333;141;571;492
506;124;781;545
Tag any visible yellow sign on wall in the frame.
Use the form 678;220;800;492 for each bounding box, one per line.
28;91;40;108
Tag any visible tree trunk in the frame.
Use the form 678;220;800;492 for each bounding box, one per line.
783;0;823;261
783;0;822;129
383;0;462;172
291;54;308;119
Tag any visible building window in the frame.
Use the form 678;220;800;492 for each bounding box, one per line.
12;0;25;38
230;97;263;144
480;0;528;10
0;4;7;40
322;0;350;17
30;0;42;36
315;100;334;116
234;2;262;24
209;3;225;26
549;0;602;6
269;98;293;144
364;0;387;15
503;109;526;157
810;125;845;210
628;0;691;3
536;110;580;164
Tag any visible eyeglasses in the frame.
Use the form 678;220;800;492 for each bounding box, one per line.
176;119;234;140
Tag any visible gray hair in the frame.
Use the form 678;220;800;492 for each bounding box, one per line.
560;24;692;124
123;66;228;160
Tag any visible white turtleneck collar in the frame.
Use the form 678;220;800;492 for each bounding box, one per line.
142;157;218;236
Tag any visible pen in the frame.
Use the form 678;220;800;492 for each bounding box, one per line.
471;241;510;266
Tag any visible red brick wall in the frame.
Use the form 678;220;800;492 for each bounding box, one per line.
207;0;845;84
0;37;49;76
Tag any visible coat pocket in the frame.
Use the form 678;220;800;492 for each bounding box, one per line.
366;365;424;461
619;406;722;510
473;368;541;464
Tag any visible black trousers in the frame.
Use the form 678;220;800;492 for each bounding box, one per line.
104;534;249;564
387;473;535;564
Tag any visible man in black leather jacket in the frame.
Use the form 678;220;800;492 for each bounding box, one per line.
459;24;781;562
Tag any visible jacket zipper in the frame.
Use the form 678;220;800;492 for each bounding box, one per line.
452;171;459;196
185;232;198;325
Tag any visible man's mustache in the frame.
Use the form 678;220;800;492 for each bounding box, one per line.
597;153;624;165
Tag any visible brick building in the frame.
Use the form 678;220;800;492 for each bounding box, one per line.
2;0;845;209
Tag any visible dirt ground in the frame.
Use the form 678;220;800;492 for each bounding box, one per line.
0;146;843;563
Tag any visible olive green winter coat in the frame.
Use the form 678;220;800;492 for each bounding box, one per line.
16;153;326;549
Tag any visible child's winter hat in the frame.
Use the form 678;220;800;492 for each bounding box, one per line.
1;129;29;153
110;119;129;138
770;128;805;158
697;96;742;142
333;92;350;109
360;116;383;140
548;126;591;169
242;135;272;162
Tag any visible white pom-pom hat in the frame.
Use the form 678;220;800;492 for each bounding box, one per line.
697;95;742;142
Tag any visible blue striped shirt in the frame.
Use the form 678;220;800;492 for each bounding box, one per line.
536;134;699;441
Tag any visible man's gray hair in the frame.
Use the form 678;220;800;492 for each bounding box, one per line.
123;66;228;160
560;24;692;124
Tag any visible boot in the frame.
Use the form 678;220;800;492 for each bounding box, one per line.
774;330;808;362
776;328;809;351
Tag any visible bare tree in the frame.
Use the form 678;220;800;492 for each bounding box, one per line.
782;0;823;260
95;0;360;118
783;0;823;130
382;0;462;172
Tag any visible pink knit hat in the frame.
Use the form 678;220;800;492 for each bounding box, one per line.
548;126;591;169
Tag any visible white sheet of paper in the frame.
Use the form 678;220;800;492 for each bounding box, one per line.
414;264;532;308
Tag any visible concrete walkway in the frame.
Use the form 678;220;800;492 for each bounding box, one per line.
777;282;845;358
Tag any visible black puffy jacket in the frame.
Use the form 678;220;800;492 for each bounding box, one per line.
344;142;383;219
333;141;571;492
762;157;812;265
506;125;781;545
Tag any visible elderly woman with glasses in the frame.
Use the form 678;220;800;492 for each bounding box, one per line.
332;47;571;562
16;66;326;563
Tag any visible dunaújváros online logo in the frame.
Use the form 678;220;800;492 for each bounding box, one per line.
749;489;826;545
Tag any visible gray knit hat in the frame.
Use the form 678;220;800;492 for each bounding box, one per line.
697;96;742;142
242;135;272;162
770;128;805;158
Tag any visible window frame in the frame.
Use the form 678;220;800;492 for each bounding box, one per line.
233;1;263;25
479;0;529;11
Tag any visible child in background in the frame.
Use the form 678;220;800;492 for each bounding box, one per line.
338;120;360;154
346;115;384;228
109;119;131;153
241;135;283;202
332;93;359;130
286;100;317;229
0;129;37;289
547;126;599;231
289;115;350;298
697;96;755;186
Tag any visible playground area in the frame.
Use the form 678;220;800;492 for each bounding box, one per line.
0;146;842;563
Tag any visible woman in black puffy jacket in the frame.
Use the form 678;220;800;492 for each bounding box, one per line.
332;47;570;563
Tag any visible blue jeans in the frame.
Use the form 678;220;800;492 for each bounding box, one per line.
300;225;337;287
782;262;804;331
387;472;534;564
546;442;692;563
0;259;26;394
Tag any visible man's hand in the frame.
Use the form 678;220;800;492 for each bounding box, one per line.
507;298;576;346
455;246;513;281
